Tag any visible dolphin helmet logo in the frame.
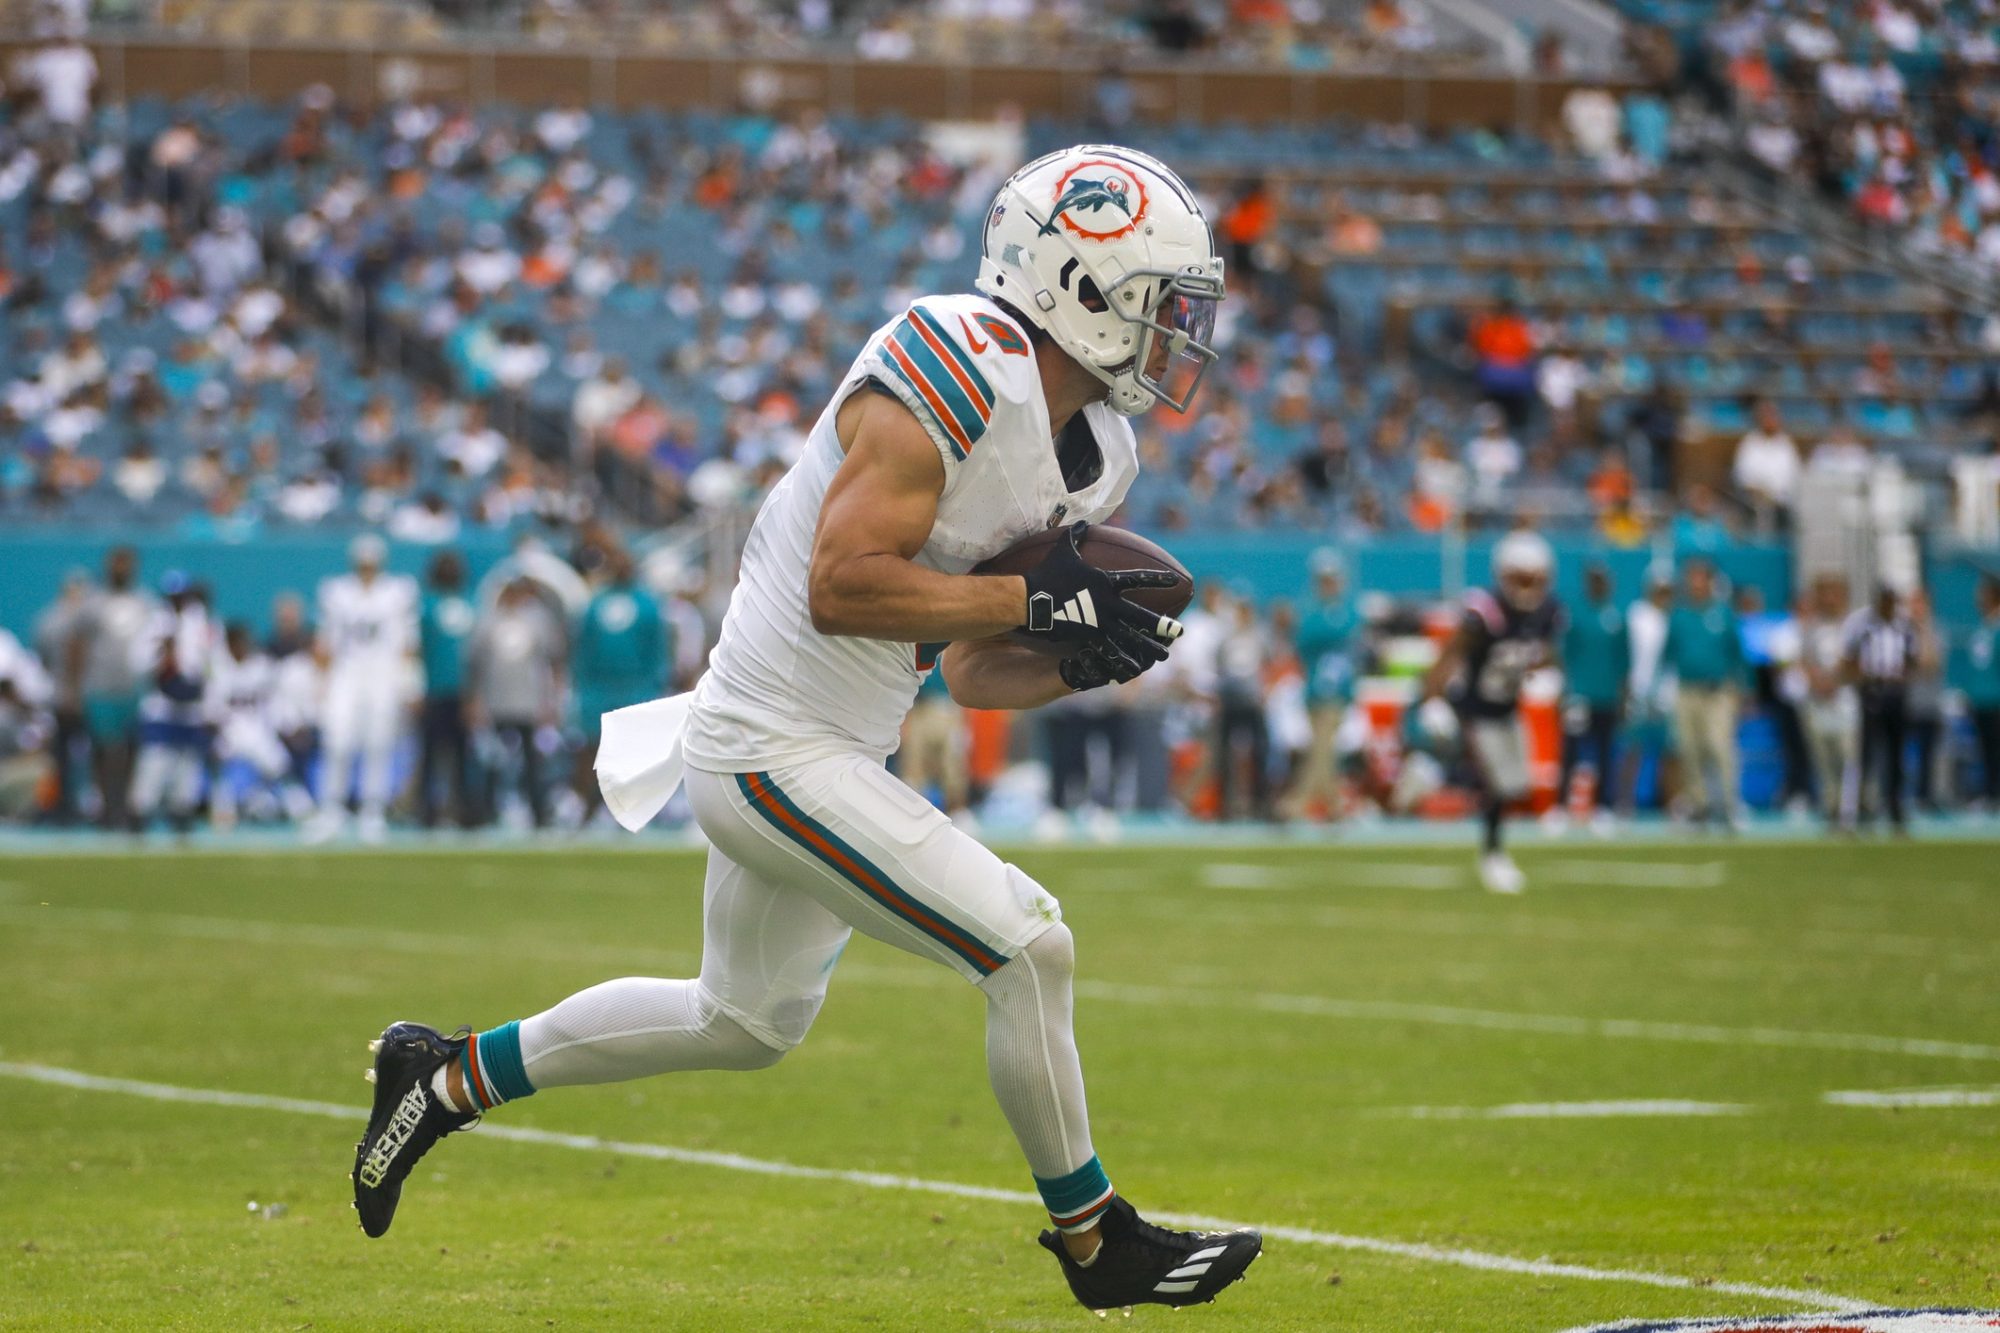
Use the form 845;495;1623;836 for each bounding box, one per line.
1041;159;1150;242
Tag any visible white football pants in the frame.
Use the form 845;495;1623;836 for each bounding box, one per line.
321;670;401;816
514;752;1099;1185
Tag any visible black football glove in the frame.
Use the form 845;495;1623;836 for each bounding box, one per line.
1020;523;1184;650
1058;616;1182;692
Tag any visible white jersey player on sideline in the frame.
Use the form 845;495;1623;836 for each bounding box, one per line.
352;145;1264;1312
307;534;417;844
208;621;313;826
128;572;216;834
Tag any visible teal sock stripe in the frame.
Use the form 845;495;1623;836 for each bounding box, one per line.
474;1020;535;1105
1035;1155;1114;1223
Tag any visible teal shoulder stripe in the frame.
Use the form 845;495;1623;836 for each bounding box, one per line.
891;322;988;449
736;771;1001;975
878;349;967;461
908;306;995;409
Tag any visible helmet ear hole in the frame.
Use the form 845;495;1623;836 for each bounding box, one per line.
1076;276;1109;314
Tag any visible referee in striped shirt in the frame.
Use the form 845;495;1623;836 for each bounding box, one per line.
1841;585;1920;833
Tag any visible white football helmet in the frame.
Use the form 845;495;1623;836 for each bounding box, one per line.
1492;530;1555;611
975;145;1225;416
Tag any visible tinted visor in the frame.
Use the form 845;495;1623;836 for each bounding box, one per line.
1113;266;1224;413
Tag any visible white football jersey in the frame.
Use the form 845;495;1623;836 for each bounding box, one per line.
207;651;276;726
317;572;417;675
684;292;1139;769
269;651;324;735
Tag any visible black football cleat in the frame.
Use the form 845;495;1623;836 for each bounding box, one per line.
351;1021;478;1238
1037;1196;1261;1310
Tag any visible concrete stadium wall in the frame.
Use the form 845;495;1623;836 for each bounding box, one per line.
0;37;1637;131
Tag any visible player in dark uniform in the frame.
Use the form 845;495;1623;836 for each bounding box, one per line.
1421;532;1564;893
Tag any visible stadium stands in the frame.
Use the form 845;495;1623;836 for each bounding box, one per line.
10;74;1985;543
1611;0;2000;295
78;0;1500;70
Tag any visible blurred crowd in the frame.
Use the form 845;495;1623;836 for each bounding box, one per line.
92;0;1488;70
1697;0;2000;282
4;540;1996;836
7;49;1998;554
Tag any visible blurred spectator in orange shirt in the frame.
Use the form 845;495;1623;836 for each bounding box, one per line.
1219;179;1275;277
1468;299;1538;429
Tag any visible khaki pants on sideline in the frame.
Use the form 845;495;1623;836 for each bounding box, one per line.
1802;699;1858;824
899;698;967;811
1283;701;1342;818
1673;683;1739;816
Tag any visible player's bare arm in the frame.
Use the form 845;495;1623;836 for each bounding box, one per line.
939;634;1070;711
806;388;1028;642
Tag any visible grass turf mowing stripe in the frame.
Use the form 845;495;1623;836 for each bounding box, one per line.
9;903;1997;1064
1072;980;2000;1063
0;1059;1871;1315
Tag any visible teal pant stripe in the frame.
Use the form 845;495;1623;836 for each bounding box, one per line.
476;1020;536;1104
1036;1155;1114;1217
735;770;1005;976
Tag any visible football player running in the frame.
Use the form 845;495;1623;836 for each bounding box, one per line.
1423;531;1564;894
351;146;1262;1310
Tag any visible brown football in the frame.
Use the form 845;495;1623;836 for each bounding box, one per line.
972;525;1195;655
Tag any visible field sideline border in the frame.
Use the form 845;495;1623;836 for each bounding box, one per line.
0;1058;1872;1317
4;815;2000;858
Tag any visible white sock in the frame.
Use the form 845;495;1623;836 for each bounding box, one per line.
514;977;785;1087
429;1065;473;1114
978;923;1097;1182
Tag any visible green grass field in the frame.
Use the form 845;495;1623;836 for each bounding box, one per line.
3;838;1998;1330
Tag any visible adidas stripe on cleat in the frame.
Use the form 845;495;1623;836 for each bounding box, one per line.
1038;1196;1261;1311
351;1021;478;1238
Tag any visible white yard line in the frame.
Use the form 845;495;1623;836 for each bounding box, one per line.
1822;1085;2000;1109
0;1059;1867;1315
1396;1100;1748;1120
10;902;1996;1064
1333;862;1467;889
1186;860;1471;890
1198;863;1295;890
1541;861;1729;889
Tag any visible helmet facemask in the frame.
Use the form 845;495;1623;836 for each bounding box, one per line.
1103;266;1224;414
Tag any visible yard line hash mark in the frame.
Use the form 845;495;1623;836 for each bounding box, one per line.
0;1060;1868;1315
1395;1100;1748;1120
1540;861;1728;889
1822;1085;2000;1108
